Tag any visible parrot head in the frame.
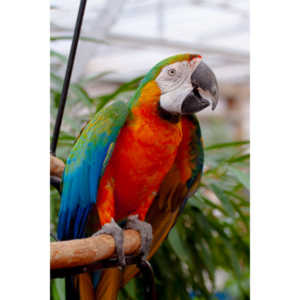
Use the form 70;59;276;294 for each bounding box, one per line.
130;54;219;118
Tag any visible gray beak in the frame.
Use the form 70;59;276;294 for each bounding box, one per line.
181;61;219;114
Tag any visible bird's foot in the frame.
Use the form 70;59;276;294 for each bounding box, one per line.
93;219;125;267
125;215;153;260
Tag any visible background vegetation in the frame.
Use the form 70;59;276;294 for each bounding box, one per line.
50;49;250;300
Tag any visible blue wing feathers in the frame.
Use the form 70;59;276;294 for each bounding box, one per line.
57;102;129;240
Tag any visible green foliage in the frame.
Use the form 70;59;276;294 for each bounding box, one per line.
50;48;249;300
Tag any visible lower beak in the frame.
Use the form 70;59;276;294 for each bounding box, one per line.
181;61;219;114
181;90;210;114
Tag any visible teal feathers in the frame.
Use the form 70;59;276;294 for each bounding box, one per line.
57;101;129;240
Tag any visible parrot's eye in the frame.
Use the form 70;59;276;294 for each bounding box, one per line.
155;61;188;95
167;68;176;76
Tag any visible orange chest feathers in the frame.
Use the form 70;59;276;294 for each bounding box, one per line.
113;109;183;176
106;81;184;218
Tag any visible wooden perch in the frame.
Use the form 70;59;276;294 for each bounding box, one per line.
50;154;65;178
51;229;141;270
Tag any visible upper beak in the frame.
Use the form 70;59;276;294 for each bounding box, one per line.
181;61;219;114
191;61;219;110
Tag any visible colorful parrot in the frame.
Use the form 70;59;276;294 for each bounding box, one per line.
57;53;219;300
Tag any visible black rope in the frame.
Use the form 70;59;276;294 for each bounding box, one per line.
138;259;157;300
50;175;62;193
50;0;88;155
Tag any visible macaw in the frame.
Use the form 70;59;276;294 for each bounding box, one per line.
57;53;219;300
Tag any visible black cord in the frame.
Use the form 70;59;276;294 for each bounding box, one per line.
50;0;88;155
138;259;157;300
50;175;62;193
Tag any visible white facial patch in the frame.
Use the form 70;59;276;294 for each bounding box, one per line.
155;57;202;114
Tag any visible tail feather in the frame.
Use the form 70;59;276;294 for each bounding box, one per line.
78;274;95;300
96;268;122;300
65;274;95;300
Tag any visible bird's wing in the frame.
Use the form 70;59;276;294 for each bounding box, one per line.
96;115;204;295
57;101;129;240
146;114;204;257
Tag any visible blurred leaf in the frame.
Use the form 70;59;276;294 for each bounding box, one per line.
225;191;249;207
50;49;67;62
50;72;94;108
51;278;65;300
51;72;64;89
205;141;249;151
201;195;227;215
51;88;61;108
71;83;94;106
167;227;189;263
226;153;250;164
123;279;136;300
198;241;215;283
210;184;235;218
222;238;242;278
188;196;203;211
227;167;250;190
59;131;76;141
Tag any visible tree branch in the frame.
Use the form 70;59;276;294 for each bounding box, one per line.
50;154;65;178
51;229;141;270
